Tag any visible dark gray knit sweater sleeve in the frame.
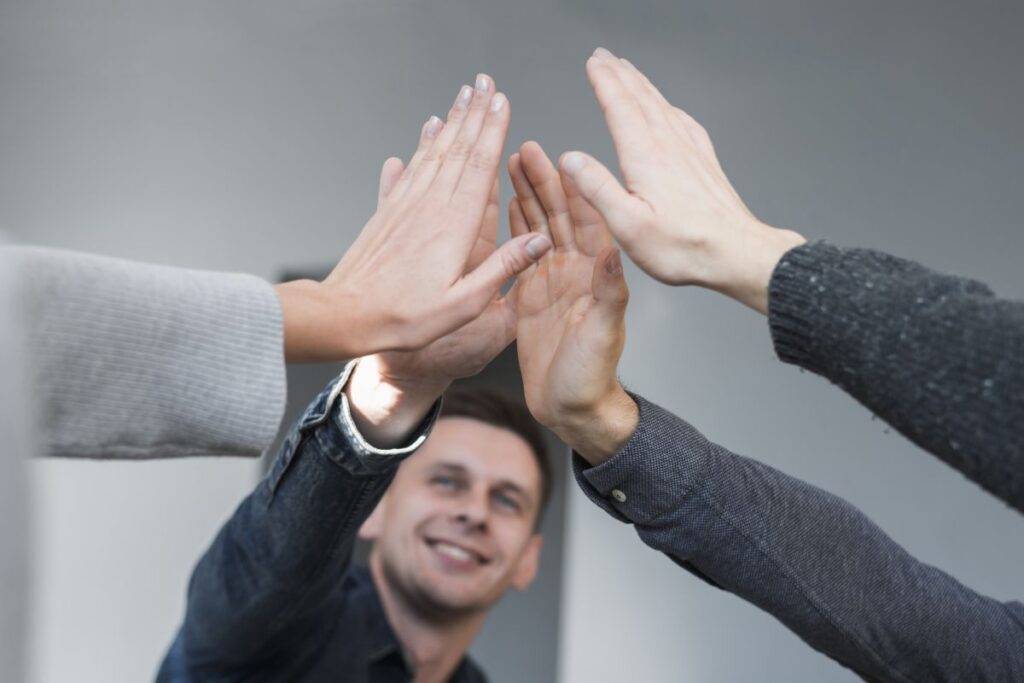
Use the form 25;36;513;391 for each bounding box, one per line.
573;394;1024;683
768;242;1024;511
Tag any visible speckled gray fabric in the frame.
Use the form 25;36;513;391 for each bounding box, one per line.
769;241;1023;512
573;394;1024;682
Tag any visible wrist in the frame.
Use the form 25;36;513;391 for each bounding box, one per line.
551;386;639;466
704;222;806;315
346;355;447;449
275;279;352;363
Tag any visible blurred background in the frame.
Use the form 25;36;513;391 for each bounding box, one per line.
2;1;1022;681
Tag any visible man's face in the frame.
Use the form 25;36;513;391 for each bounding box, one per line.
358;417;544;618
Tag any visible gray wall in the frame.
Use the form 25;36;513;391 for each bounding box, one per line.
2;1;1022;682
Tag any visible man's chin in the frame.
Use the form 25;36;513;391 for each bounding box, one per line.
408;577;499;619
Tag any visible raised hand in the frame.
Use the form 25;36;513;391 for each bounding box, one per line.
560;48;805;313
277;75;552;362
510;141;638;464
360;172;516;382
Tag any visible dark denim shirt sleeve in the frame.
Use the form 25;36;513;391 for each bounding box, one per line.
178;361;441;676
573;393;1024;683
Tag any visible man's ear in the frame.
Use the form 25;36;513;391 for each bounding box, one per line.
358;495;388;542
511;534;543;591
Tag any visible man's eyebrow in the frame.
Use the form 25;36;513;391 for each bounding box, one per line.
493;480;534;507
429;462;469;475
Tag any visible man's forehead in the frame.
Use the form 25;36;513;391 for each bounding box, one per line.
409;417;541;487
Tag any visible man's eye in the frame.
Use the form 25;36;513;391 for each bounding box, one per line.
432;476;459;490
494;494;521;513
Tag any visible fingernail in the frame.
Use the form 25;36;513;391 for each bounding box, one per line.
490;93;506;112
424;115;443;138
525;235;552;260
605;250;623;275
475;74;491;95
620;57;637;70
562;151;586;176
456;85;473;108
593;47;615;61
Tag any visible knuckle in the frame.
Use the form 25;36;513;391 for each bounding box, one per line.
448;141;472;161
422;148;444;164
500;246;526;278
467;149;495;171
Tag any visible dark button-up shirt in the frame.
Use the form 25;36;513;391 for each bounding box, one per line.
157;363;485;682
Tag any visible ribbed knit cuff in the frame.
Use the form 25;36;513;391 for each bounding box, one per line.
766;241;848;375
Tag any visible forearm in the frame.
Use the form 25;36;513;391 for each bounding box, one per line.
181;365;440;668
574;395;1024;682
8;245;286;459
769;242;1024;511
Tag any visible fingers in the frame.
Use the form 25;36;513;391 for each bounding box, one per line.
592;48;670;130
519;141;577;250
466;177;501;269
403;82;476;195
435;74;497;190
508;196;530;239
446;78;510;210
386;115;445;202
450;232;552;317
377;157;406;208
481;177;501;246
585;50;657;161
559;151;649;243
559;163;614;257
508;152;552;242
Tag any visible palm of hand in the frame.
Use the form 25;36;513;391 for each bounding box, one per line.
516;249;602;423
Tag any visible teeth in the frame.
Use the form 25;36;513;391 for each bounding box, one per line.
435;542;474;562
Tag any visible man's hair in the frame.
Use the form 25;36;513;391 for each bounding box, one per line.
439;384;552;529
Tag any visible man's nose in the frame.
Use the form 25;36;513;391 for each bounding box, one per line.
452;486;489;530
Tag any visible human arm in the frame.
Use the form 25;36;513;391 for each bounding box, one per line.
3;75;549;463
558;47;804;314
572;395;1024;683
7;244;286;460
510;144;1024;682
274;74;549;362
769;242;1024;511
171;361;441;675
562;48;1023;510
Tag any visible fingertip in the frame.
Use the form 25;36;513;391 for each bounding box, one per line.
475;73;493;96
423;115;444;139
490;91;508;113
520;140;543;155
560;151;587;177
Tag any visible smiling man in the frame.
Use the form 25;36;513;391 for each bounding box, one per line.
158;364;549;683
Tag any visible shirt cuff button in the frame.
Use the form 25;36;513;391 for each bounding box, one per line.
611;489;627;503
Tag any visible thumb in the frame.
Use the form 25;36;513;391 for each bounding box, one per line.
451;234;552;315
377;157;405;208
560;151;645;240
586;247;629;331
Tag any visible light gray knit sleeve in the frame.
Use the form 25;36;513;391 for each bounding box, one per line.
8;246;287;459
